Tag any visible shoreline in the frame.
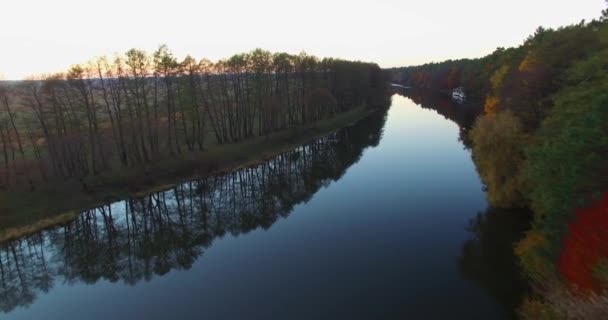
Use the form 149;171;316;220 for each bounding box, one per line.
0;106;378;243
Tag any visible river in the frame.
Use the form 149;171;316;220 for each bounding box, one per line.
0;92;528;319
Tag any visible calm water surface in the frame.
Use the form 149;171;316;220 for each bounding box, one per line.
1;93;527;319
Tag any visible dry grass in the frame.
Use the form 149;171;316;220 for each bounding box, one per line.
0;211;78;243
519;279;608;320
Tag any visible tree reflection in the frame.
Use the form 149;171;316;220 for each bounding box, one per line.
0;108;388;313
459;207;531;317
391;88;531;315
393;88;483;147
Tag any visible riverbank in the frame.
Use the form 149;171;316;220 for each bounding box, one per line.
0;105;378;243
391;13;608;317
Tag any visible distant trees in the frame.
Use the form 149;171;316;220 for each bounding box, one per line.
0;47;388;189
404;15;608;215
390;55;498;97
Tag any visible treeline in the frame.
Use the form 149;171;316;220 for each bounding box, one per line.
0;111;387;313
0;47;388;189
390;57;493;97
468;15;608;320
395;6;608;319
391;10;606;114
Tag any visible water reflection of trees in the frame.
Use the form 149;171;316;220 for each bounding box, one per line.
0;110;387;313
459;207;531;317
391;89;530;315
393;89;483;147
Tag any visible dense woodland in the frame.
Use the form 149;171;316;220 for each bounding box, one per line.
0;110;387;313
0;47;388;190
392;6;608;319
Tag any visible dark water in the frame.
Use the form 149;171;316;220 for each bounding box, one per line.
0;93;528;319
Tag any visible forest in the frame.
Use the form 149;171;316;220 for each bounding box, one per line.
391;7;608;319
0;47;389;232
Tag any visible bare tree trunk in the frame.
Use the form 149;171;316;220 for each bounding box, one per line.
2;97;25;161
0;125;10;186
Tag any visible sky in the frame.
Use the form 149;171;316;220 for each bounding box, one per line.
0;0;605;79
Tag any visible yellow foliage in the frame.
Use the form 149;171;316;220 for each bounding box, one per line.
519;51;538;72
484;95;500;115
515;230;547;257
490;65;509;91
516;230;554;280
469;111;528;207
484;65;509;115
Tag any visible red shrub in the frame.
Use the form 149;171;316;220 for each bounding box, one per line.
559;192;608;293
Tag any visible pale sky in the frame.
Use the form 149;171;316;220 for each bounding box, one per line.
0;0;605;79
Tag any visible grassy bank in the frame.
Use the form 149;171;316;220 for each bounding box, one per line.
0;105;376;242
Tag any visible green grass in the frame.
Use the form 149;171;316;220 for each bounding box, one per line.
0;106;375;242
